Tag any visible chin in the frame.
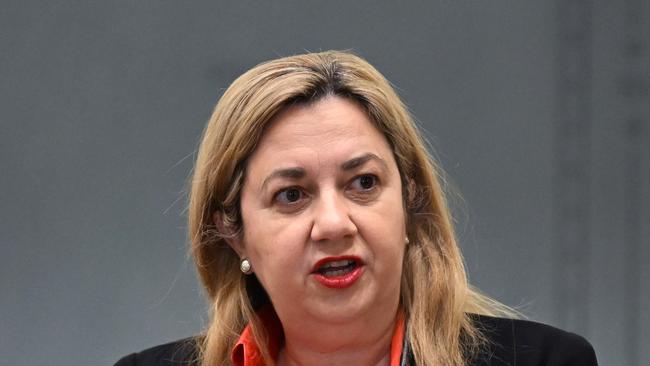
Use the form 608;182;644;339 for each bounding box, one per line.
308;290;389;324
309;303;372;324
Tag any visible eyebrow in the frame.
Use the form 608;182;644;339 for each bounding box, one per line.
260;153;388;192
341;153;388;171
261;167;306;192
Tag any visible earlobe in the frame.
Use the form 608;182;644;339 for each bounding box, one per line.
212;211;245;257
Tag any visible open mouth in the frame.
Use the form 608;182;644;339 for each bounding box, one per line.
316;259;359;277
312;256;364;289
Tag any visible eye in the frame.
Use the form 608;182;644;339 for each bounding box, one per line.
274;187;305;205
350;174;378;191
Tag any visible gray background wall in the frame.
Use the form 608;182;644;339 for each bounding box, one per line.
1;1;648;365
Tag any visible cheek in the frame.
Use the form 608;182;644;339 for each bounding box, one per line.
374;234;407;274
355;218;406;258
242;213;311;285
355;193;407;270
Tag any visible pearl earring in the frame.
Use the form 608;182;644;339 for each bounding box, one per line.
240;258;252;274
405;236;410;244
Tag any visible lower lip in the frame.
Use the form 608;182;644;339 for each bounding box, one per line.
313;266;364;289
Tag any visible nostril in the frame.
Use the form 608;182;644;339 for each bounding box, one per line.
310;197;357;241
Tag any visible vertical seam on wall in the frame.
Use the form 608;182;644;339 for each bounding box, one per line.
621;1;646;365
553;0;594;336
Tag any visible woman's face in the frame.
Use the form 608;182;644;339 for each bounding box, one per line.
235;96;407;326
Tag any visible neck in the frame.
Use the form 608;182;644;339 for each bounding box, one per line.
277;311;398;366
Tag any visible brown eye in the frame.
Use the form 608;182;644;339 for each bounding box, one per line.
352;174;377;191
275;187;303;204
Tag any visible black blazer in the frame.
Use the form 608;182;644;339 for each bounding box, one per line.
115;315;598;366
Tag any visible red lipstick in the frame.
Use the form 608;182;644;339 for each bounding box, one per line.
311;255;364;289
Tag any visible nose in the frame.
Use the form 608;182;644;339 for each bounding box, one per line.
310;189;358;243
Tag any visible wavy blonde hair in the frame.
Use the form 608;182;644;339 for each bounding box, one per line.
189;50;513;366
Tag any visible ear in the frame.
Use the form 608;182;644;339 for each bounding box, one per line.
402;177;418;215
212;211;245;258
406;177;417;206
403;177;417;231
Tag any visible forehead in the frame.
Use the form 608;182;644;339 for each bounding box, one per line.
247;96;395;170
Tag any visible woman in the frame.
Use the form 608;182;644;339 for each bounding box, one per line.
116;51;597;365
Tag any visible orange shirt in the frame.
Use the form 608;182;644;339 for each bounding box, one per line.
231;309;405;366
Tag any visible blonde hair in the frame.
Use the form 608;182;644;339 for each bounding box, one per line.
189;50;513;366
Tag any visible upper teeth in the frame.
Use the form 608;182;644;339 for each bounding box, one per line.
321;259;354;269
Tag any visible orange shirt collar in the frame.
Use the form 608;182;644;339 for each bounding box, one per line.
232;309;405;366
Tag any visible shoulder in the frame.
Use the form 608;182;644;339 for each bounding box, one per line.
469;314;598;366
113;337;200;366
